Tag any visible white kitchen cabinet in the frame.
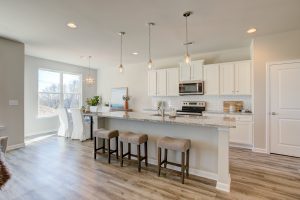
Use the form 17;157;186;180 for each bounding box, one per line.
235;61;252;95
202;112;253;147
167;68;179;96
220;62;235;95
179;60;204;82
203;64;219;95
156;69;167;96
179;63;190;82
147;70;157;96
191;60;203;81
220;60;252;95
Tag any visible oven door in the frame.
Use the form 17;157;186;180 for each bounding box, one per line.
179;82;204;95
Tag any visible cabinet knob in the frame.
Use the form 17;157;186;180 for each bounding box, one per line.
271;112;278;115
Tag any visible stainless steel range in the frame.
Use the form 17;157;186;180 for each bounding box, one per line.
176;101;206;116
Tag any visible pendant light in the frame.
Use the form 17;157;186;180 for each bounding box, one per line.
85;56;96;86
183;11;193;64
118;32;125;73
147;22;155;69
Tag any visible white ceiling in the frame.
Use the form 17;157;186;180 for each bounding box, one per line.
1;0;300;68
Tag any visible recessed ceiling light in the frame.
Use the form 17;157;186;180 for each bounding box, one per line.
132;52;139;55
67;22;77;29
247;28;256;34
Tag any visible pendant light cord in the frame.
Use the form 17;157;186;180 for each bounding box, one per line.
149;24;151;61
120;34;123;65
185;16;189;55
88;56;91;75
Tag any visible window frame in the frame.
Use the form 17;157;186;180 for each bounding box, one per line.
37;68;83;118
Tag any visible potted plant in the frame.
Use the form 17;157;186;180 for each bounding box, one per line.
86;96;102;112
122;95;130;110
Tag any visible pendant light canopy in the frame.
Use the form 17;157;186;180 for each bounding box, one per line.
147;22;155;69
183;11;193;64
118;32;125;73
85;56;96;86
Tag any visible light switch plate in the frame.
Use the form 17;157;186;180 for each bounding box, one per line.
9;99;19;106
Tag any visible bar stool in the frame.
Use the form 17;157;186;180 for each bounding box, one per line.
94;128;119;163
157;136;191;184
119;132;148;172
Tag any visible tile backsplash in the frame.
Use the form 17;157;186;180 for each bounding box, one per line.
152;95;252;112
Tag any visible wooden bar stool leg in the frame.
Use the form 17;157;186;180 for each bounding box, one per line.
128;143;131;160
115;137;119;160
94;137;97;159
144;142;148;167
102;139;105;154
186;149;190;178
164;149;168;168
181;152;185;184
120;141;124;167
108;139;111;164
137;144;141;172
158;147;161;176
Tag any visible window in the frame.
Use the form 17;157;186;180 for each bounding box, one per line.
38;69;82;117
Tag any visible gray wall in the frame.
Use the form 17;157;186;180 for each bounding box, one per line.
0;37;25;147
253;29;300;149
25;56;97;137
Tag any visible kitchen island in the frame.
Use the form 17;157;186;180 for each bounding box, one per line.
97;111;235;192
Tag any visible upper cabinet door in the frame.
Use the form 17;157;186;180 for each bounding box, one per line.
235;61;252;95
167;68;179;96
191;60;203;81
179;62;191;82
157;69;167;96
148;70;157;96
220;63;235;95
203;64;219;95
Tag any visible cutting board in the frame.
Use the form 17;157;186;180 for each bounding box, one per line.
223;101;243;112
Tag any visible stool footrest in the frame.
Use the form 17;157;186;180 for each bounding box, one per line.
160;160;184;168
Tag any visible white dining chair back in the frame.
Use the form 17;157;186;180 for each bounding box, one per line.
57;108;70;137
70;109;90;141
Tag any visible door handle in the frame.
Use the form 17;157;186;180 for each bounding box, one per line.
271;112;278;115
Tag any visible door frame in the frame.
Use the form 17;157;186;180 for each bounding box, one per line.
266;59;300;154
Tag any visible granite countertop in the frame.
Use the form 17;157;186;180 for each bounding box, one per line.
203;111;253;116
97;111;236;128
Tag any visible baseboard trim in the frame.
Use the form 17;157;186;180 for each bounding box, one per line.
7;143;25;151
25;129;58;138
230;142;253;149
216;180;231;192
148;158;218;181
252;147;268;154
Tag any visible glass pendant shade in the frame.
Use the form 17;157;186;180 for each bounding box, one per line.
119;64;124;73
185;53;191;64
148;59;152;69
85;56;95;86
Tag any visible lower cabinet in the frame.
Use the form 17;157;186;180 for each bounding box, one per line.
202;112;253;148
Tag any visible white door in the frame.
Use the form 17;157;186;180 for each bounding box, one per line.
147;70;157;96
157;69;167;96
167;68;179;96
235;61;251;95
270;61;300;157
203;64;219;95
220;63;235;95
191;60;203;81
179;63;190;82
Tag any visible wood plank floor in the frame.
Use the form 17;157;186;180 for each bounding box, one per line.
1;136;300;200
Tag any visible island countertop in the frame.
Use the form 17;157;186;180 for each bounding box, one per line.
97;111;236;128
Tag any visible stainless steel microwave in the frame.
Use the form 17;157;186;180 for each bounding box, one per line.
179;81;204;95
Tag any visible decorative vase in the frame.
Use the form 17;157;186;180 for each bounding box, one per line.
124;100;129;110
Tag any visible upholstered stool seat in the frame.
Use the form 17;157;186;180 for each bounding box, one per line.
157;137;191;152
157;136;191;184
119;132;148;172
94;128;119;139
93;128;119;163
119;132;148;144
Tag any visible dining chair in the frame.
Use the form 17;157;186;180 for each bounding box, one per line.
70;109;90;141
57;108;70;138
